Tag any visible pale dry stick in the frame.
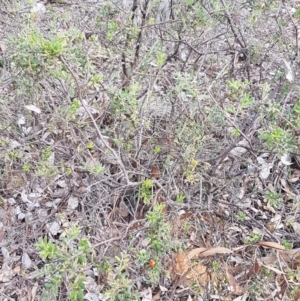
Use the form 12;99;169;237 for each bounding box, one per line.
58;55;131;185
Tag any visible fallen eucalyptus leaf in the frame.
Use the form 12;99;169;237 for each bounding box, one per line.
24;104;41;114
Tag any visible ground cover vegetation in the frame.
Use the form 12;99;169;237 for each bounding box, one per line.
1;0;300;300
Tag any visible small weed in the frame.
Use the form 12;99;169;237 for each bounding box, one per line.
98;260;112;273
294;9;300;19
227;78;245;94
142;203;173;283
236;211;246;221
33;223;95;301
68;99;80;119
104;252;139;301
88;74;103;88
86;141;94;149
212;261;219;271
191;280;202;295
23;162;31;172
265;191;281;209
245;232;261;244
88;164;105;174
229;127;241;137
259;125;296;155
140;178;153;205
184;158;199;184
10;25;67;73
281;240;293;250
153;145;161;154
106;20;118;41
183;222;190;231
35;163;58;177
156;51;166;68
176;192;186;203
137;249;151;266
240;92;254;108
8;150;22;160
146;203;165;229
247;275;265;298
41;146;53;161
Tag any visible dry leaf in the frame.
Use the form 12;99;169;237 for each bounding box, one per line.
230;139;249;156
48;221;60;236
292;222;300;234
270;214;282;230
50;186;69;198
22;252;32;270
198;247;233;257
261;254;277;265
262;264;285;275
225;263;245;295
17;115;26;126
187;247;233;259
24;104;41;114
56;180;67;188
263;204;276;214
2;246;9;259
21;190;31;203
31;282;38;301
281;178;295;197
252;227;263;236
10;140;21;150
254;242;285;251
266;222;276;233
151;165;159;179
171;252;209;286
247;259;260;279
0;269;14;282
152;292;161;301
84;293;101;301
187;248;206;260
118;200;130;217
140;288;152;301
159;285;168;292
280;154;292;165
67;196;79;211
262;248;300;267
283;59;294;82
259;162;273;180
31;2;46;15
